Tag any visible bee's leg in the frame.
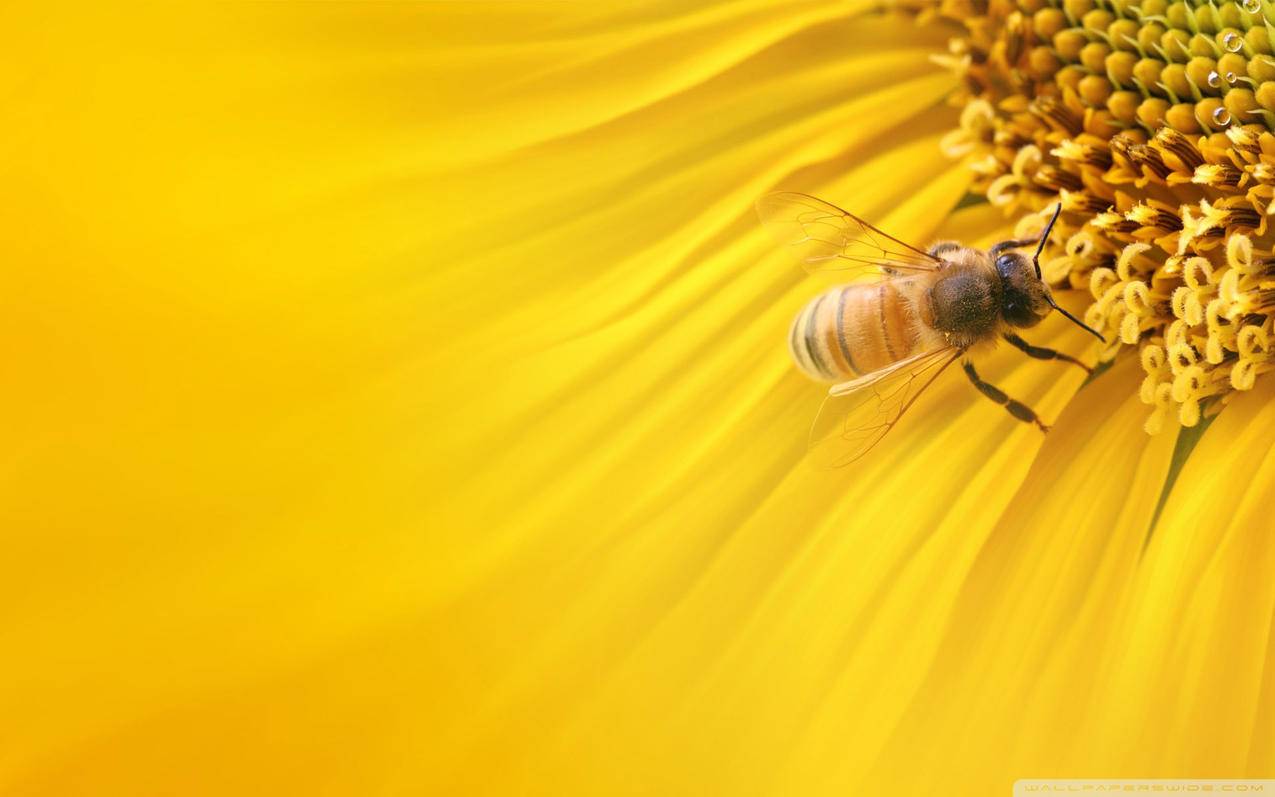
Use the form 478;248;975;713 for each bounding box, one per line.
1002;332;1092;375
962;360;1049;433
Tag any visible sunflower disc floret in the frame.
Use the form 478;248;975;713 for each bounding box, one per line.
925;0;1275;431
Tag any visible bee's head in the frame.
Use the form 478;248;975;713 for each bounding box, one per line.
995;250;1050;329
992;205;1106;342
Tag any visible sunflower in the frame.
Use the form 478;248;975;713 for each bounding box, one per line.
3;2;1272;796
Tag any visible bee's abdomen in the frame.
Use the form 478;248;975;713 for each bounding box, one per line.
788;283;916;382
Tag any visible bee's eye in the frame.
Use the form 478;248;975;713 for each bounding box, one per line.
995;253;1016;274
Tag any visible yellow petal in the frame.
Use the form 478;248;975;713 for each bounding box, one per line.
1080;375;1275;773
0;2;974;795
839;355;1179;793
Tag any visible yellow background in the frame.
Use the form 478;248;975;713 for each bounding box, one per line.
3;3;1273;795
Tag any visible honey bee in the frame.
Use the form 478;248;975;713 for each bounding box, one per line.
756;192;1105;467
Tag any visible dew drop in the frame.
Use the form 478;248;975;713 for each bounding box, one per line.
1226;70;1238;84
1208;70;1222;87
1223;32;1244;53
1242;0;1261;13
1213;106;1233;126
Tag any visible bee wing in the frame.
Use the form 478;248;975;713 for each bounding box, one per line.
756;192;944;276
808;345;963;468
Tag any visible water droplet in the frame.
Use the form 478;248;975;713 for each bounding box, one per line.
1213;106;1232;126
1223;32;1244;53
1208;70;1222;87
1226;70;1238;84
1242;0;1261;13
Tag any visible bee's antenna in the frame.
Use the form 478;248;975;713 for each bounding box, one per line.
1031;202;1063;280
1046;294;1105;343
1034;202;1106;344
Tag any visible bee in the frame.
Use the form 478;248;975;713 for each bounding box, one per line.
756;192;1105;467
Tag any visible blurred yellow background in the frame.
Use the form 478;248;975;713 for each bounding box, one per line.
4;3;1273;795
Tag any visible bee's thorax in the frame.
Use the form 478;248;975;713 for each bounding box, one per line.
925;248;1003;346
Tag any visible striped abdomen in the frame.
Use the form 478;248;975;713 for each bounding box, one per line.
788;282;920;382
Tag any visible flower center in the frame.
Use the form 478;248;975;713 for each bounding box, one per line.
923;0;1275;433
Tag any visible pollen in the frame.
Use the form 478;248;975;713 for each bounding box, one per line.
922;0;1275;433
